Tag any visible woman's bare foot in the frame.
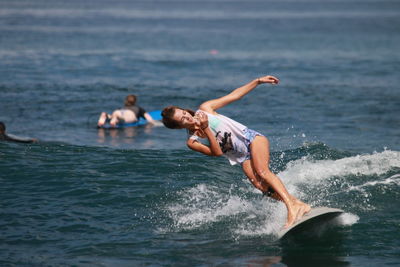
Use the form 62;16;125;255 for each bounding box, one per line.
284;201;311;228
295;202;311;220
285;209;297;228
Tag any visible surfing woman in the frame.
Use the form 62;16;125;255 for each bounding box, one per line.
161;75;310;228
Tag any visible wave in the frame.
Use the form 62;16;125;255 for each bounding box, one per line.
278;148;400;199
347;174;400;191
279;149;400;183
162;147;399;238
2;140;397;239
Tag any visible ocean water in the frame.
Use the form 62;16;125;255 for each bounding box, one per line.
0;0;399;266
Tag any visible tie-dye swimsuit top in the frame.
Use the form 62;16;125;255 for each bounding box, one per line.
188;110;263;165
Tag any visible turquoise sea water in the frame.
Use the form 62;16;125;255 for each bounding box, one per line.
1;0;399;266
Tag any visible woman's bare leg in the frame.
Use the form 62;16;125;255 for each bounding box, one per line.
242;160;282;201
248;135;310;228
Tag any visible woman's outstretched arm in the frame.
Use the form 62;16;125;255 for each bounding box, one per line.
199;75;279;114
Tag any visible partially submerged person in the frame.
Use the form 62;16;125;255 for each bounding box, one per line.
0;122;37;143
161;75;310;228
97;95;156;127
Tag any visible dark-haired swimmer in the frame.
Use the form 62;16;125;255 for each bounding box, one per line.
0;122;37;143
161;75;310;228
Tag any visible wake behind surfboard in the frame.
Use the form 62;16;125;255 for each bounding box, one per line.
277;207;344;240
97;110;162;129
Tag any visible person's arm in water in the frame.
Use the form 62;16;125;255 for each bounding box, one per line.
186;111;223;157
143;112;156;125
199;75;279;114
1;134;37;143
136;106;157;125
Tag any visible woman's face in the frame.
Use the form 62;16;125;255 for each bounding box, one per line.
172;109;197;129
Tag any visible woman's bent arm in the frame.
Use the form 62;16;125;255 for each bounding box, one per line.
187;127;223;157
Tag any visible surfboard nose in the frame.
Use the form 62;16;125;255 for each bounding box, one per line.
278;207;344;240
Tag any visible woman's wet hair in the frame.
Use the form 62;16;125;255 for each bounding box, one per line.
124;95;137;106
162;106;195;129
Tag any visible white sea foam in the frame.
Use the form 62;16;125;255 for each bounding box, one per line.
347;174;400;192
166;150;399;237
278;150;400;186
278;150;400;210
167;182;362;238
167;183;288;236
337;213;360;226
167;184;251;229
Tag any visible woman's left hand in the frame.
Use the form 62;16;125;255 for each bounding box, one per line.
257;75;279;85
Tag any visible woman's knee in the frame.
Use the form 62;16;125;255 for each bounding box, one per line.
254;166;272;179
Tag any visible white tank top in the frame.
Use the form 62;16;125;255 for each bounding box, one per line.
188;110;249;165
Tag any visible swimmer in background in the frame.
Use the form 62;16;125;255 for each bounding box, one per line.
161;75;311;228
0;122;38;143
97;95;156;127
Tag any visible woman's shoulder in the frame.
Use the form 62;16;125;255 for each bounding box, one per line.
198;103;217;115
197;108;218;116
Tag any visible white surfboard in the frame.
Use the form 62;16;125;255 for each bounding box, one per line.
277;207;344;240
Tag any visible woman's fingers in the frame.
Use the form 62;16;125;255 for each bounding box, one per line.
268;76;279;84
259;75;279;84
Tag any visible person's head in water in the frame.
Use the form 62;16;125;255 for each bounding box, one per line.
124;95;137;107
162;106;196;129
0;122;5;135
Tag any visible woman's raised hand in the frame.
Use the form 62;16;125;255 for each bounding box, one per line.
257;75;279;85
